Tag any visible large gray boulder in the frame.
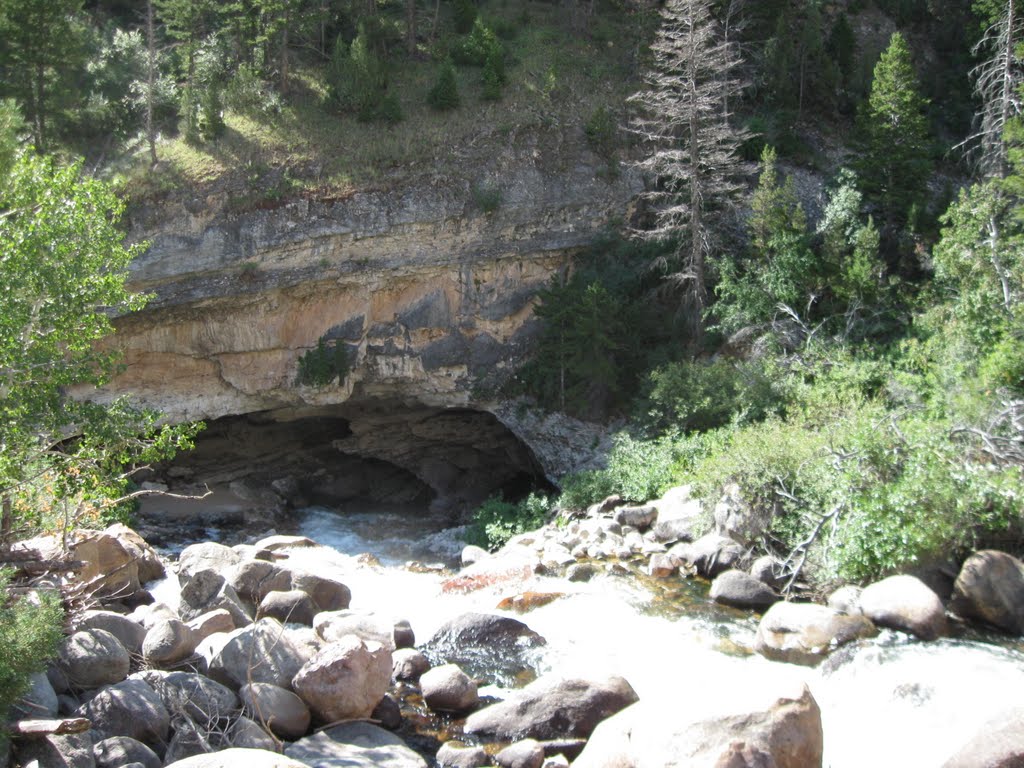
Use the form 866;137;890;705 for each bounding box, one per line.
436;742;489;768
422;612;545;688
289;570;352;612
221;716;278;751
142;618;197;667
15;732;95;768
463;674;638;741
649;486;702;544
494;740;544;768
76;678;170;746
93;736;161;768
12;672;59;719
710;569;780;611
285;722;428;768
860;574;947;640
669;533;746;578
58;629;130;689
240;682;311;740
179;570;252;628
573;681;823;768
76;611;147;656
942;707;1024;768
165;748;309;768
392;648;430;681
292;635;392;722
134;670;239;723
208;618;309;690
419;664;478;713
314;610;395;648
178;543;242;588
754;601;877;666
950;550;1024;634
258;589;316;626
227;560;292;604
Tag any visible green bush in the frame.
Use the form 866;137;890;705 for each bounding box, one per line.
327;30;388;120
472;184;502;213
584;106;618;161
297;337;350;387
427;61;460;111
224;63;283;116
560;433;679;510
452;19;501;67
481;46;506;101
0;571;63;743
465;492;551;550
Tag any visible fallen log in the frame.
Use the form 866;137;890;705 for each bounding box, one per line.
8;718;91;738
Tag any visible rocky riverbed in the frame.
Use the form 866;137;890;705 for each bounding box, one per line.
8;485;1024;768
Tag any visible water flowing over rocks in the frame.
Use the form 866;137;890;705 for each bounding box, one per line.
754;602;878;666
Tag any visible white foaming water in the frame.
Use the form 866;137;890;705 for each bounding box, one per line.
154;504;1024;767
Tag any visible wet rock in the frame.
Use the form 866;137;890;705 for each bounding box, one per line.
288;570;352;613
58;629;130;689
565;564;597;583
135;670;239;723
827;585;863;615
254;534;319;551
754;602;877;666
314;610;395;648
613;505;657;531
392;619;415;649
463;674;638;741
436;742;489;768
420;663;479;713
76;611;147;656
12;672;58;720
93;737;161;768
77;678;170;746
574;681;823;768
15;733;95;768
860;574;947;640
209;618;308;690
710;569;780;611
422;612;545;688
258;589;316;626
292;635;392;722
179;570;252;628
285;722;427;768
495;740;544;768
393;648;430;680
187;609;237;641
442;551;539;594
496;592;564;613
228;560;292;604
240;682;311;740
165;748;310;767
670;533;746;578
178;543;242;588
372;694;403;730
142;618;197;667
950;550;1024;634
942;707;1024;768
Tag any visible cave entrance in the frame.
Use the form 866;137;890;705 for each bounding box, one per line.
135;401;551;554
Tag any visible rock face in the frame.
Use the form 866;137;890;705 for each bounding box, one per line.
573;681;823;768
463;674;639;740
950;550;1024;634
754;602;877;666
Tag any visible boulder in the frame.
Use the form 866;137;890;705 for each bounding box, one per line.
436;742;489;768
748;556;785;590
392;619;415;649
754;602;877;666
178;543;242;588
103;524;165;583
495;592;564;614
288;570;352;612
942;707;1024;768
950;550;1024;634
138;602;179;629
208;618;309;690
461;546;490;568
860;574;947;640
285;722;427;768
565;564;597;583
670;533;746;578
712;483;768;546
258;590;316;626
69;530;144;600
573;681;823;768
135;670;239;723
58;629;130;689
11;672;59;720
422;612;545;688
649;485;702;544
442;551;539;595
495;740;544;768
240;682;311;740
179;570;252;628
76;611;147;656
292;635;392;722
420;664;478;713
827;585;863;616
221;716;277;751
463;674;638;741
613;505;657;530
372;694;403;730
227;560;292;604
709;569;780;611
314;610;395;648
165;748;309;768
162;719;211;764
15;733;95;768
393;648;430;681
253;535;319;551
142;618;197;667
187;609;237;642
93;737;161;768
646;552;680;579
77;678;170;746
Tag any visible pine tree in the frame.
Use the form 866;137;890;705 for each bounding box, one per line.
856;33;931;238
427;60;459;110
628;0;747;345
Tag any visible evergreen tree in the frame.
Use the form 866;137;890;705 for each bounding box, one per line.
628;0;747;345
155;0;218;141
855;33;932;244
427;59;459;110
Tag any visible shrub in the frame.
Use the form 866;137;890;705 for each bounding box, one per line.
225;63;283;116
584;106;618;160
297;337;350;387
327;29;388;120
427;60;460;111
481;46;505;101
472;184;502;213
0;571;63;744
559;433;679;510
452;19;501;67
465;492;551;550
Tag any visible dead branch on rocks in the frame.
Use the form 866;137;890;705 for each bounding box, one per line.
8;718;91;738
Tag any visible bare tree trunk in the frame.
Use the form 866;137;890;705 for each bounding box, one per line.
998;0;1016;177
406;0;416;54
280;6;291;95
32;63;46;152
431;0;440;41
146;0;158;166
1;494;12;546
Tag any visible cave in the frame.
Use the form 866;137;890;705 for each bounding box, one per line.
135;400;551;547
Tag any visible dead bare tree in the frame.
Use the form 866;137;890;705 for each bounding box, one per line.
628;0;748;346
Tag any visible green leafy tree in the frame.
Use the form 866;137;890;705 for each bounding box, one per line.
855;33;932;240
0;151;200;539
